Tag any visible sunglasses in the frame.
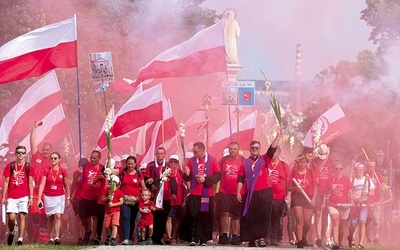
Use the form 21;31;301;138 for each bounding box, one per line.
16;151;26;155
50;157;59;160
169;160;179;164
250;146;259;150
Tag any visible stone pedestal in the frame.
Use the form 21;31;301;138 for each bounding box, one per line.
227;63;243;81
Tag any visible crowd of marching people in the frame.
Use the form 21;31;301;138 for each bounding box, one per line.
0;122;398;249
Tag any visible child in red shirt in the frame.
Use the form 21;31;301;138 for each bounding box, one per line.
138;189;156;245
102;175;123;246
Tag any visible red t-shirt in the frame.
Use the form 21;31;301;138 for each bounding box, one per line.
219;156;245;195
80;163;104;200
187;154;220;196
366;170;385;203
290;168;317;196
31;152;51;191
169;169;185;206
310;159;332;195
119;168;142;197
3;162;34;199
238;154;272;193
145;161;171;200
98;173;110;204
42;167;68;196
269;161;290;200
138;200;155;228
103;188;124;213
326;175;352;205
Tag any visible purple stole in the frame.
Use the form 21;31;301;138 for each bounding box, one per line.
186;154;211;212
242;156;263;216
151;160;166;181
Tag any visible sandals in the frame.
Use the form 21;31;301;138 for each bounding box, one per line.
348;236;356;248
258;238;267;247
357;245;364;249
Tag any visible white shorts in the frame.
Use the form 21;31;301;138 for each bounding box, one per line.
328;206;350;220
44;194;65;216
6;196;29;214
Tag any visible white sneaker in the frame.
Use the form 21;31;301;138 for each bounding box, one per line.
121;239;129;245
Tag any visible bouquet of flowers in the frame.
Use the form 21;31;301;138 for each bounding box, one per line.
154;167;172;187
179;116;186;165
104;168;115;201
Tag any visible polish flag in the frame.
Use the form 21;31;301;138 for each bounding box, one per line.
0;17;77;84
139;99;178;165
132;21;226;86
0;70;64;147
97;84;164;149
209;111;257;157
19;104;70;154
302;104;351;148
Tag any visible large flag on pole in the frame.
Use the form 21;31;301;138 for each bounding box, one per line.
209;110;257;156
0;17;77;84
97;84;164;149
302;104;351;148
0;70;64;148
132;21;226;87
19;104;70;154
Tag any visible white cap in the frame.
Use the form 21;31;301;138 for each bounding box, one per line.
169;154;180;162
140;163;147;170
113;155;121;162
111;175;120;184
121;154;130;160
222;148;229;157
185;152;194;159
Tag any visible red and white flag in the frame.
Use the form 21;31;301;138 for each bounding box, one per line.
302;104;351;148
209;110;257;156
132;21;226;87
97;84;164;149
0;17;77;84
139;99;178;165
0;70;64;148
19;104;69;154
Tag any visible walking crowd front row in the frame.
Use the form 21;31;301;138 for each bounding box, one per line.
1;126;392;249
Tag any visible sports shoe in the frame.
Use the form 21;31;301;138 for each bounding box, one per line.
54;238;61;245
332;243;340;250
121;239;129;245
373;238;380;245
316;238;323;247
297;239;304;248
218;234;230;245
248;240;256;247
147;238;153;245
110;238;117;246
201;242;207;246
231;235;241;245
17;240;23;246
7;231;15;246
93;236;101;245
83;230;92;244
105;236;111;246
189;238;196;246
48;239;55;245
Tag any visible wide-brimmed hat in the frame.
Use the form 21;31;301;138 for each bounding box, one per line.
315;144;330;160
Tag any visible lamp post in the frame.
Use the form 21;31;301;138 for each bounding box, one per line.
376;150;385;170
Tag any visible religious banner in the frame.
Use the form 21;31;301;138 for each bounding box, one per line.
89;51;115;84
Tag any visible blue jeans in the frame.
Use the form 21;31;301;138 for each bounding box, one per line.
121;203;139;240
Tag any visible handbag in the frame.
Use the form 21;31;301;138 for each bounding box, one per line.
123;195;138;206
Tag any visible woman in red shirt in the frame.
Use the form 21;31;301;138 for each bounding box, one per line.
288;154;317;248
38;152;70;245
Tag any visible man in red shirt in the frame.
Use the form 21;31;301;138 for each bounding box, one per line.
216;142;245;245
237;129;282;247
1;145;34;246
78;150;105;245
181;141;221;246
30;120;52;243
365;160;385;245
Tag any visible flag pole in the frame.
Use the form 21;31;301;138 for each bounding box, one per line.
228;106;233;143
74;14;83;167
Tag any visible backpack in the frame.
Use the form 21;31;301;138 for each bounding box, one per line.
120;168;141;182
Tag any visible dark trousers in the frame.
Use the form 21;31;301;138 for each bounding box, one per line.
268;199;286;240
152;199;171;244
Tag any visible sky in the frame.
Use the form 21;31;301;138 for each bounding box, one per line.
201;0;377;81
